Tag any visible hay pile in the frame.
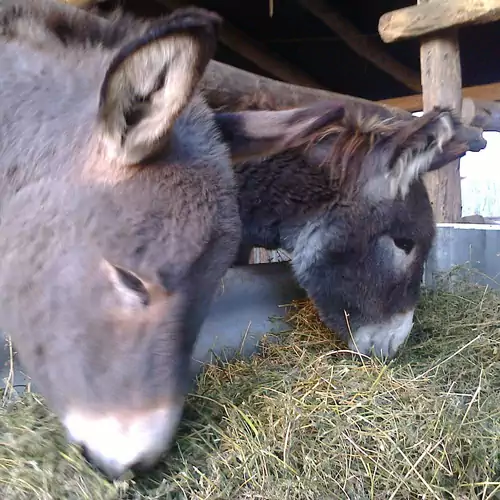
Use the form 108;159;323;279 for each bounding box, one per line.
1;271;500;499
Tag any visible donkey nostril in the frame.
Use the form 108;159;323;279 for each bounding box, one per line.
131;459;157;476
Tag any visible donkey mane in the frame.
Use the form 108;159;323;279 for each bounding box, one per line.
228;92;415;201
287;104;400;199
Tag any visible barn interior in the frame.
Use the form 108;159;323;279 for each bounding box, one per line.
96;0;500;108
1;1;500;497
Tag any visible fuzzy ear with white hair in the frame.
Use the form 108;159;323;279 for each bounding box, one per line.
362;108;466;202
98;7;222;165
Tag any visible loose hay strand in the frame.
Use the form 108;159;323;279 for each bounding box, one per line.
1;269;500;499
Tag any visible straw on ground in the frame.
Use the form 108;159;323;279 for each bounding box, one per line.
1;269;500;500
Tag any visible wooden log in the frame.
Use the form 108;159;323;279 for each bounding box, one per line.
203;60;415;117
419;0;463;223
296;0;422;92
379;82;500;113
202;61;495;141
380;0;500;43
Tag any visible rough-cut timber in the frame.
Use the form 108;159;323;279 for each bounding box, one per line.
379;0;500;43
379;82;500;115
202;61;409;115
200;61;495;142
419;0;463;223
296;0;422;92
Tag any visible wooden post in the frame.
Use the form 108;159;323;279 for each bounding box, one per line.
419;0;463;223
379;0;500;222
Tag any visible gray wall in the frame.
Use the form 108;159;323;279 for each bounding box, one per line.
424;223;500;289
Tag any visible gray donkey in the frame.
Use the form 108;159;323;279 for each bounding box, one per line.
0;0;356;478
232;107;480;360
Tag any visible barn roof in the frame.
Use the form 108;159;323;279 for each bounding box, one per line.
106;0;500;107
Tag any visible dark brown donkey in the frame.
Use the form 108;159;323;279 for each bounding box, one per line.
232;106;486;359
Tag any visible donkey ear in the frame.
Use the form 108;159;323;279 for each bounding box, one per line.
98;8;222;165
360;108;460;202
214;101;345;163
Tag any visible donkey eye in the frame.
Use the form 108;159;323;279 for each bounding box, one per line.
393;238;415;254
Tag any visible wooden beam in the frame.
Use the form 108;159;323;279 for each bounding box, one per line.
296;0;422;92
203;60;421;116
379;81;500;114
419;0;463;223
379;0;500;43
154;0;324;89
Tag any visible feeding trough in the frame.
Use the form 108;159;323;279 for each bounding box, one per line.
425;222;500;289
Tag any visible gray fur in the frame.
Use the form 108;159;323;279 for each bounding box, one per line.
0;0;236;409
0;0;362;478
234;108;461;359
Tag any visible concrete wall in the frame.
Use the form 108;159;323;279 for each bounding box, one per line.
424;223;500;289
